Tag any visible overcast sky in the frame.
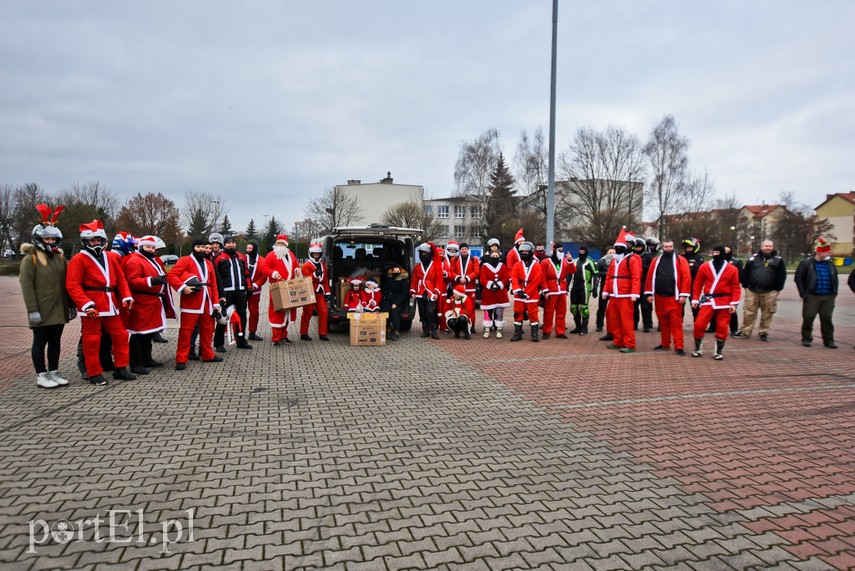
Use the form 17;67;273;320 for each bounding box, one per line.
2;1;853;232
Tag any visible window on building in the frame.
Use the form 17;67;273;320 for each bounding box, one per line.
424;205;433;215
437;225;448;238
470;206;481;219
437;205;449;219
454;225;466;239
454;205;466;219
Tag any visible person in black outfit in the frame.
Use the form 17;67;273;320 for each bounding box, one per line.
213;235;253;350
381;263;411;341
595;247;615;334
681;237;704;322
632;237;654;332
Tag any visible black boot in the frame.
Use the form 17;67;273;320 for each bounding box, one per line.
430;326;440;340
421;324;430;338
531;324;539;342
692;337;703;357
188;346;200;361
510;324;524;342
569;314;582;334
581;316;589;336
714;339;725;360
152;332;168;343
599;332;613;341
248;332;263;341
113;367;137;381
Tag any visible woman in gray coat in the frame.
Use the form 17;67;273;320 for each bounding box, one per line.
19;207;73;388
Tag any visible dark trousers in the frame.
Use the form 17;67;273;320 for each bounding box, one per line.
417;296;437;331
215;291;249;346
634;295;653;330
32;324;65;374
596;296;609;330
801;294;835;344
382;301;403;332
129;333;155;367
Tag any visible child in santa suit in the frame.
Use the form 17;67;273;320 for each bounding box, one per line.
445;284;474;339
361;278;382;312
479;249;511;338
260;234;301;346
344;279;365;312
65;220;137;385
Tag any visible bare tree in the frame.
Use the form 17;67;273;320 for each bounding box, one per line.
514;127;547;197
115;192;183;249
0;184;15;251
10;183;47;252
678;170;716;214
382;200;443;242
454;128;501;237
292;218;326;243
303;187;362;233
63;181;120;221
559;126;646;249
769;191;836;263
182;190;227;237
644;115;689;241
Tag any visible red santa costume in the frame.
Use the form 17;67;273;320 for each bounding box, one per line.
540;246;571;338
510;242;544;341
299;243;330;340
344;279;364;311
361;279;382;312
444;284;475;338
604;229;642;352
410;242;442;337
167;239;223;365
504;228;525;270
449;243;479;328
436;246;456;332
65;221;135;382
260;235;301;344
691;247;741;359
645;248;692;352
479;255;511;335
245;242;265;339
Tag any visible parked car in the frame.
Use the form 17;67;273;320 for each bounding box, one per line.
320;225;422;331
160;254;179;266
3;249;15;259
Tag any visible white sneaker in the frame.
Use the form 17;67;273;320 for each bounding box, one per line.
496;329;503;339
37;372;59;389
483;329;490;339
48;371;70;386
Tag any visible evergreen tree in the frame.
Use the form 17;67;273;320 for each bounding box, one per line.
245;218;258;240
220;214;234;236
186;207;210;239
261;216;283;255
485;153;518;243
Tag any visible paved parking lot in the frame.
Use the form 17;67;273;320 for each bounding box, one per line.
1;275;854;570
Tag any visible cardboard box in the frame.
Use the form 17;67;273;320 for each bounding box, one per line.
337;278;351;309
347;312;388;346
270;278;315;311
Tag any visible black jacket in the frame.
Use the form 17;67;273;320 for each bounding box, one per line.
742;250;787;293
794;258;838;298
849;269;855;294
380;273;410;310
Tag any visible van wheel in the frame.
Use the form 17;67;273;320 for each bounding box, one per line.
399;319;412;332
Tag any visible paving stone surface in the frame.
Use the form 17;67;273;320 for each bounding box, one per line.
1;275;853;570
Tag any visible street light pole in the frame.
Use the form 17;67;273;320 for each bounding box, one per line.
545;0;558;254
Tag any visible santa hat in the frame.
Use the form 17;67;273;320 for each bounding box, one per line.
614;227;633;248
349;278;363;287
36;204;65;225
275;234;289;246
80;220;107;240
514;228;525;244
452;284;466;298
308;243;322;254
137;235;165;249
816;237;832;254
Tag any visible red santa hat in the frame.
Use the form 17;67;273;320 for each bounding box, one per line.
452;284;467;298
514;228;525;244
80;220;107;240
613;227;634;248
815;237;831;254
137;235;165;249
275;234;289;246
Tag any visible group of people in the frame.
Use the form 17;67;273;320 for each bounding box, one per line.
19;204;852;389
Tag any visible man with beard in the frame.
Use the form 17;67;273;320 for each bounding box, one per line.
691;245;741;360
602;229;642;353
645;240;691;356
65;221;137;385
567;245;597;336
123;235;176;373
261;234;301;346
168;238;224;369
479;249;511;338
510;242;544;342
299;243;330;341
244;240;265;341
214;235;252;350
632;237;655;332
410;242;442;339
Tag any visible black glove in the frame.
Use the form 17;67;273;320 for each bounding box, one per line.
517;291;528;300
324;293;331;303
151;275;167;286
490;282;500;291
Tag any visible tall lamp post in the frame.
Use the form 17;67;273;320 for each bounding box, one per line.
545;0;558;254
